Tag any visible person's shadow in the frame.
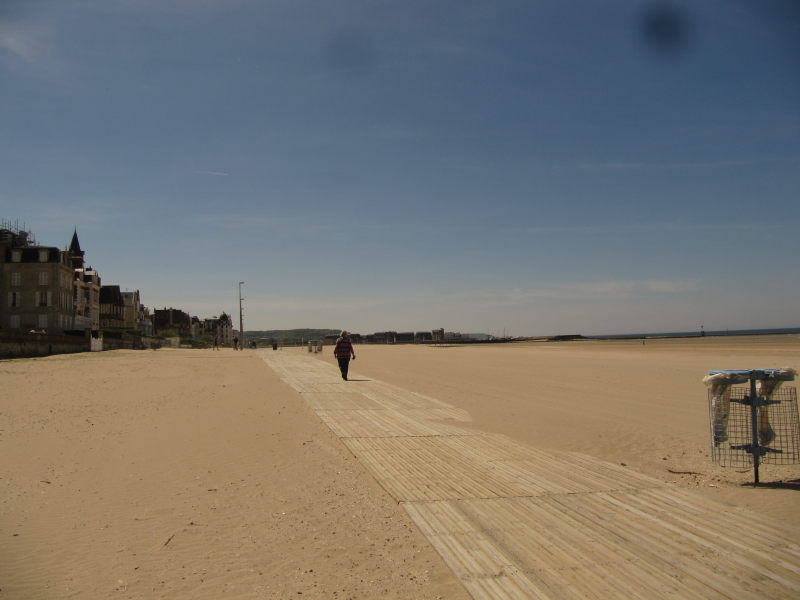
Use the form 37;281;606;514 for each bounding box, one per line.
344;378;370;382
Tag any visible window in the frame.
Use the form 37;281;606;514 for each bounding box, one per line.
11;272;21;286
39;249;49;262
35;291;50;307
38;272;48;285
38;314;48;329
8;292;20;307
11;250;21;262
10;315;20;329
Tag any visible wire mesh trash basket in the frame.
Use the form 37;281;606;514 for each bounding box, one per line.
704;368;799;484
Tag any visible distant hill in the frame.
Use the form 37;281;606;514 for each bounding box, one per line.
246;329;339;344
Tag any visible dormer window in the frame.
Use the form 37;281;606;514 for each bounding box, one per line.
11;250;21;262
39;249;49;262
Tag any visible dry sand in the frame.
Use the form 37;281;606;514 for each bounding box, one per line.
0;349;468;599
343;334;800;527
2;335;799;599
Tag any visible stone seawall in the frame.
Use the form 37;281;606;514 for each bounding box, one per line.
0;331;89;359
0;332;163;358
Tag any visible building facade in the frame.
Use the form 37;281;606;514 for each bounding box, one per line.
138;305;153;336
154;307;192;337
121;290;141;330
67;229;101;332
1;228;79;333
99;285;125;329
73;268;102;331
203;312;234;346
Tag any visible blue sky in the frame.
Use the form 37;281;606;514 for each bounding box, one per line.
2;0;798;335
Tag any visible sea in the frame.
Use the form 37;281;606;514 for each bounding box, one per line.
588;327;800;340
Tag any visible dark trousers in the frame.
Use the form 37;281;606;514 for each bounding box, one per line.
337;357;351;379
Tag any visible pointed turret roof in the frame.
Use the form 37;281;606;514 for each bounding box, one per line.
69;228;82;254
68;228;86;269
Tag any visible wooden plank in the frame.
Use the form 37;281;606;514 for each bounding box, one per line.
344;436;516;501
262;351;800;600
316;409;468;438
361;386;454;410
405;496;786;600
301;392;383;411
344;435;663;501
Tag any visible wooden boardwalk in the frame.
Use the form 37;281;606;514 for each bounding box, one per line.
262;351;800;599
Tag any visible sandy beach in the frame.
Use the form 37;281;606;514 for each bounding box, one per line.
2;335;799;598
344;335;800;526
1;350;469;599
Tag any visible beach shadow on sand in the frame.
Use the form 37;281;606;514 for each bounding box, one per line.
744;479;800;491
345;378;371;382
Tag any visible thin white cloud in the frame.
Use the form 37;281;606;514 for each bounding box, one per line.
242;279;699;317
195;214;288;228
516;222;779;235
9;198;123;239
0;26;44;64
474;279;699;307
193;213;342;236
91;0;258;16
194;170;229;177
517;225;608;234
580;156;799;171
252;296;378;313
682;223;764;232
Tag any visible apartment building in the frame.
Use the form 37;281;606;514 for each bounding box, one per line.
154;307;192;337
203;312;234;345
138;305;153;336
73;268;102;330
1;228;79;333
68;230;102;331
121;290;141;330
99;285;125;329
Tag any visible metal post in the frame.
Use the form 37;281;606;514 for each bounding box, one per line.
238;281;245;350
749;374;760;485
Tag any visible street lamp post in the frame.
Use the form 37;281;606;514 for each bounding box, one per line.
238;281;245;350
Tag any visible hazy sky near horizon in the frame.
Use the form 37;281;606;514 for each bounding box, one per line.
2;0;798;336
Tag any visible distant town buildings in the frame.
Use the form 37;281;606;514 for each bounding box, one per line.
2;222;480;351
325;329;472;345
0;221;233;346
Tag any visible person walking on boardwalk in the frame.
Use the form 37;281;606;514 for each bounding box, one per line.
333;330;356;380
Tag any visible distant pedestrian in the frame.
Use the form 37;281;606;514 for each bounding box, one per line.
213;335;219;350
233;336;239;350
333;330;356;380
